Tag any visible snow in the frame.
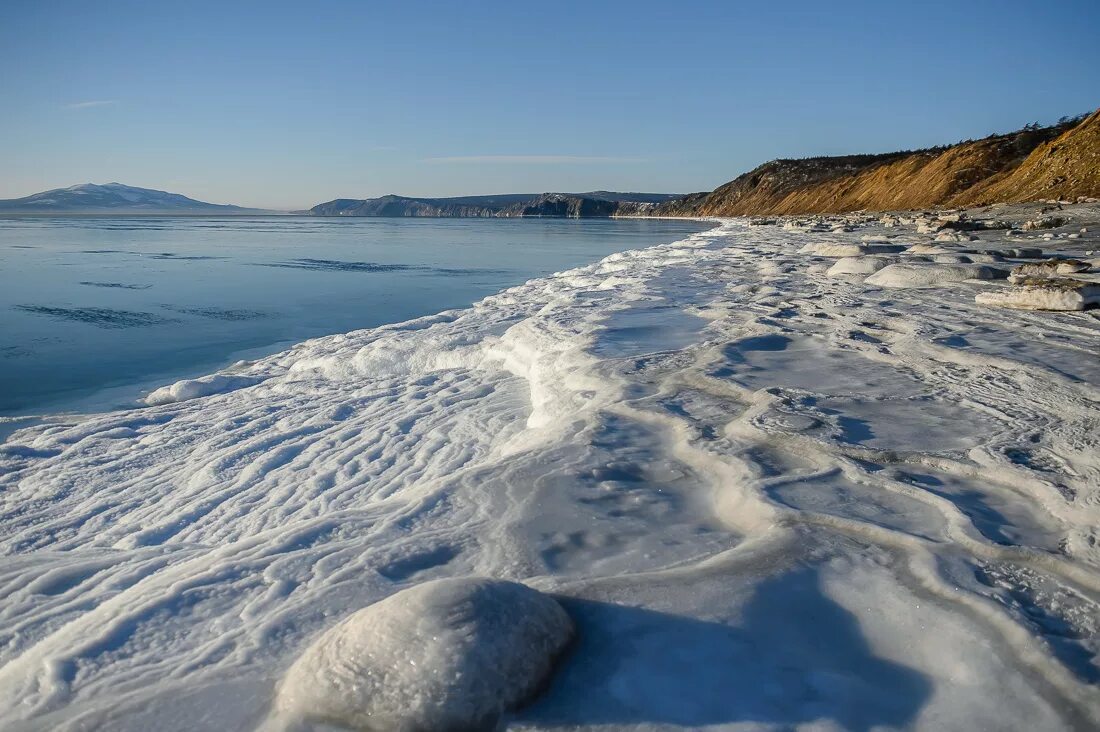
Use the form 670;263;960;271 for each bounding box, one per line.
273;578;572;732
2;216;1099;731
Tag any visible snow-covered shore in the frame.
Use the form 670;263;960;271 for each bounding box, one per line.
1;208;1099;730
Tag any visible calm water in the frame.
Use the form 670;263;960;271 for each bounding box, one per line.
0;216;709;416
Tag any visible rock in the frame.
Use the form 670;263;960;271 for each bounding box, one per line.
976;278;1100;311
1003;248;1045;259
916;219;947;234
865;263;1008;288
1022;216;1067;231
1008;259;1091;282
275;578;574;732
826;256;895;277
972;219;1012;230
799;242;907;257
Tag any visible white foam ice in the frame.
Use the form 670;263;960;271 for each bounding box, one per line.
1;220;1098;731
145;373;266;405
826;255;894;277
865;262;1007;288
273;577;572;732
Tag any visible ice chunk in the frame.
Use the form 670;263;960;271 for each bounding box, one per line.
826;256;894;277
1008;259;1090;281
799;242;907;257
144;373;263;405
934;230;977;242
275;578;574;732
904;243;959;255
864;263;1007;288
976;277;1100;311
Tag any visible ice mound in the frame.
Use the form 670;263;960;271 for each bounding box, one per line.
864;263;1007;288
934;230;978;242
953;252;1004;263
799;242;906;257
1008;259;1090;281
904;243;958;255
1003;247;1044;259
275;578;574;731
145;373;263;405
976;277;1100;311
825;256;894;277
932;253;979;264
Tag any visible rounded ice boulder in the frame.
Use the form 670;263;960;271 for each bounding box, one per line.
275;577;574;732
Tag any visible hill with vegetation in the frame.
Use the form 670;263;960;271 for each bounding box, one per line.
654;110;1100;216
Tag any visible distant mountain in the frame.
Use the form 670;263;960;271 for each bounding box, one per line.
308;191;683;218
0;183;264;214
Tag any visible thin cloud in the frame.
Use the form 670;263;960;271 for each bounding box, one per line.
422;155;646;164
64;100;117;110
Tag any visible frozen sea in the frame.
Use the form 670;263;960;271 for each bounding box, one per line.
1;211;1098;731
0;216;709;416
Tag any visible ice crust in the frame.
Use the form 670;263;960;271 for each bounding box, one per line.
275;578;573;732
2;219;1099;731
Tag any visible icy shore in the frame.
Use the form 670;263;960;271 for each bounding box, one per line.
1;208;1099;730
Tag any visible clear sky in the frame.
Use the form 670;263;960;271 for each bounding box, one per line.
1;0;1098;210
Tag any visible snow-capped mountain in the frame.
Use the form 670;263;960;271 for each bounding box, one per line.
0;183;261;213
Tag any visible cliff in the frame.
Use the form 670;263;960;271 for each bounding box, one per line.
655;110;1100;217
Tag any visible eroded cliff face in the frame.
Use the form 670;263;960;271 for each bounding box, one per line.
656;111;1100;217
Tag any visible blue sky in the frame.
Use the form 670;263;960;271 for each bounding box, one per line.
1;0;1097;210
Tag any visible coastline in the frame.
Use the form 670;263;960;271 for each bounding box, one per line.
2;208;1099;730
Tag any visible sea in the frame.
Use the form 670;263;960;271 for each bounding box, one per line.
0;216;709;416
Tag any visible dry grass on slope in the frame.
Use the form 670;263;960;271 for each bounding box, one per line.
958;109;1100;205
672;110;1098;216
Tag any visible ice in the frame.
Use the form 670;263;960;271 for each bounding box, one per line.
864;262;1008;288
799;242;907;256
273;578;572;732
2;216;1099;731
144;373;265;404
825;255;894;277
976;277;1100;311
